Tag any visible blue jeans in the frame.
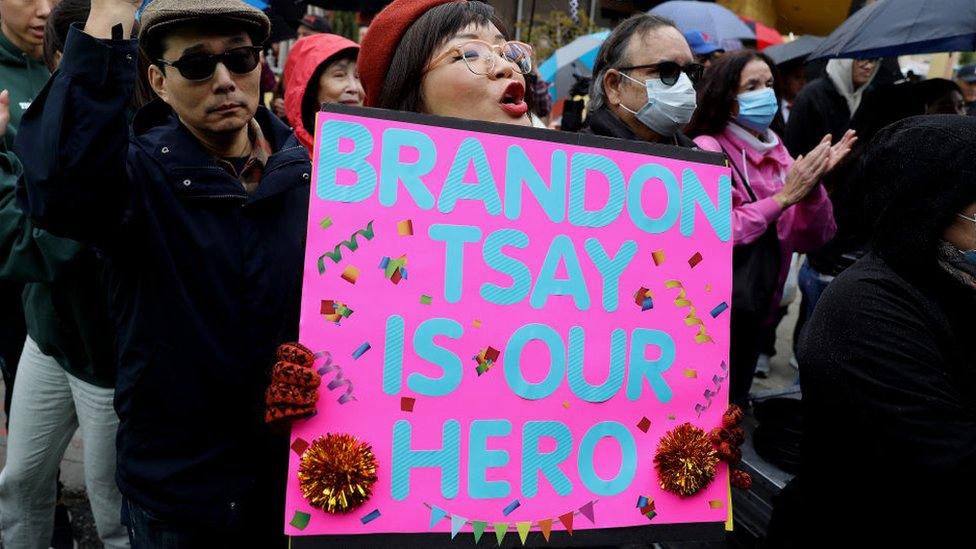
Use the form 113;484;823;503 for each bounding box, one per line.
794;260;835;353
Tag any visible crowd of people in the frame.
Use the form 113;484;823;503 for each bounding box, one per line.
0;0;973;547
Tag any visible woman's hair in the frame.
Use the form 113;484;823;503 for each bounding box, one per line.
857;115;976;276
45;0;154;109
685;50;778;138
301;48;359;138
43;0;91;71
377;1;508;112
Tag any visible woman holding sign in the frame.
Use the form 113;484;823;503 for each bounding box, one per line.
686;51;855;405
357;0;534;127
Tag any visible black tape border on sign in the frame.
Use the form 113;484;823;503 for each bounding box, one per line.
292;521;726;547
320;104;727;167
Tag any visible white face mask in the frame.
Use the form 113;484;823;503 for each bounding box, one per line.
618;71;698;137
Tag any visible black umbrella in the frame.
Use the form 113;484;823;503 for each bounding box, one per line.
764;35;824;66
810;0;976;60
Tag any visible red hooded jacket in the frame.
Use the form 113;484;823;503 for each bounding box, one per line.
283;33;360;151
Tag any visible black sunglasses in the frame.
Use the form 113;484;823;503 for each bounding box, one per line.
156;46;263;82
617;61;705;86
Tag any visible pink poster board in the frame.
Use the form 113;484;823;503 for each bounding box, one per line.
286;107;733;541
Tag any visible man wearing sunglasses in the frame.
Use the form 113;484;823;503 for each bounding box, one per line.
584;13;700;149
16;0;311;546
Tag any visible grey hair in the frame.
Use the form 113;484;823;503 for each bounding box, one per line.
588;14;679;112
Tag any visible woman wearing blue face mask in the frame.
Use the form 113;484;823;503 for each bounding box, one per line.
685;51;856;405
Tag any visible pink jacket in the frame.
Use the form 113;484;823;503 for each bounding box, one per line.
694;126;836;312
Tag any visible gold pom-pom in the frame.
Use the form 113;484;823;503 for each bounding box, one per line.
299;433;378;513
654;423;719;496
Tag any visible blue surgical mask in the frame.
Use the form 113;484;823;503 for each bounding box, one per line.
619;71;697;137
735;88;778;132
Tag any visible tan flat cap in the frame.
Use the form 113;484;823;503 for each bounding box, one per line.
140;0;271;46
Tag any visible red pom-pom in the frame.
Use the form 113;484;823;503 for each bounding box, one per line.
727;427;746;447
730;469;752;490
716;441;742;464
722;404;744;429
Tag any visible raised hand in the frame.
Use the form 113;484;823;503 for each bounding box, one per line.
86;0;143;39
0;90;9;140
775;134;831;208
826;129;858;173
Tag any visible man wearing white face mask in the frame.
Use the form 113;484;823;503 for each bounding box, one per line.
583;14;700;148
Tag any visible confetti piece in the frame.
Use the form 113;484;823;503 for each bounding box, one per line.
705;284;713;293
400;397;415;412
665;280;714;344
636;495;649;508
291;438;309;456
641;500;656;514
472;319;482;328
320;300;353;324
502;499;521;516
644;510;657;521
633;287;654;311
420;294;432;305
319;217;333;229
668;414;676;420
317;221;374;274
352;342;371;359
688;252;703;268
361;509;381;524
562;401;571;409
710;302;729;319
709;500;724;509
652;249;666;266
474;346;500;376
397;219;414;236
390;269;402;285
290;510;311;530
637;417;651;433
378;256;390;269
684;369;698;379
341;265;360;284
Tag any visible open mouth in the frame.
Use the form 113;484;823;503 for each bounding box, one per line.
499;81;528;117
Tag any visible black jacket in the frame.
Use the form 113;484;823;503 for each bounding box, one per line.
581;106;698;148
783;253;976;541
783;77;854;158
17;27;311;527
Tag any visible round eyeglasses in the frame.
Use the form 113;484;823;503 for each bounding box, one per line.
425;40;534;76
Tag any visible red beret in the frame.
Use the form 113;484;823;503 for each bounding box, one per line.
358;0;467;107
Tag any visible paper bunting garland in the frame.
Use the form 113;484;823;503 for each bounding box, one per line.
493;522;508;545
424;500;597;543
450;515;467;539
664;280;714;344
